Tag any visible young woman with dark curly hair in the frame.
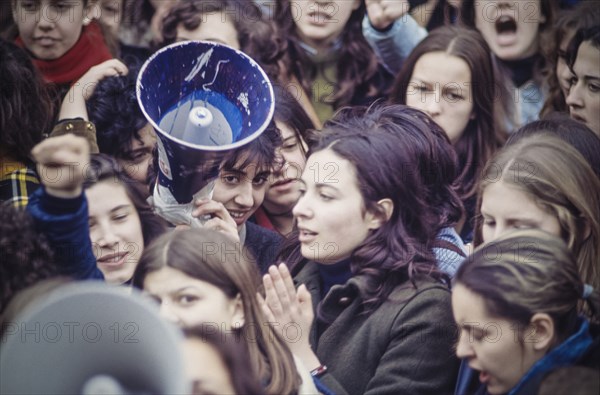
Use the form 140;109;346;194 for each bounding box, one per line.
261;105;460;395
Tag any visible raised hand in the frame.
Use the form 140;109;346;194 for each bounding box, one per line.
365;0;410;30
31;134;90;199
260;264;320;370
59;59;128;121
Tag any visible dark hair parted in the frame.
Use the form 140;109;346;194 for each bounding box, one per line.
0;39;53;163
87;69;148;160
83;154;166;245
132;229;301;395
0;204;58;314
539;3;599;116
310;105;457;310
183;326;266;395
567;25;600;72
506;113;600;179
456;230;599;342
390;26;509;202
161;0;285;83
276;0;383;109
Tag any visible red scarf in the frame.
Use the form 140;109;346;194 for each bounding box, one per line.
15;22;112;86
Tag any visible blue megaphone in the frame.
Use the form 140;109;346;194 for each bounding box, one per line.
137;40;274;205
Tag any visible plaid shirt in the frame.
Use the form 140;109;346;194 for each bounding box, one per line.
0;159;40;208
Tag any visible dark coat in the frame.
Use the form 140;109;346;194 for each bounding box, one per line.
245;221;283;275
295;262;460;395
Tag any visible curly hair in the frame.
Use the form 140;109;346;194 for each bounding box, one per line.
0;204;59;314
286;105;457;312
87;69;148;160
0;39;53;163
160;0;285;83
276;0;383;110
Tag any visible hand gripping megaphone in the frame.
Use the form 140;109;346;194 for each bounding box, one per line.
0;282;187;394
136;41;275;226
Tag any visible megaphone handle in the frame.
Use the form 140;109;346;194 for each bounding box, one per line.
190;181;216;225
149;182;215;228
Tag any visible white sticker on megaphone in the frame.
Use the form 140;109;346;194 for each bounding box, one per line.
156;138;172;181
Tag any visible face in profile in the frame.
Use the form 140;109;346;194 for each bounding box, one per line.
480;181;561;243
143;266;244;329
452;284;543;395
474;0;545;61
293;148;381;264
212;155;271;229
86;181;144;284
406;51;474;144
292;0;360;51
12;0;94;60
176;10;240;49
264;121;307;214
566;40;600;136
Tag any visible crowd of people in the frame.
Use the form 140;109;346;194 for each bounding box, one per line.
1;1;599;394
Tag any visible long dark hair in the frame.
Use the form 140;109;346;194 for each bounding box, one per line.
0;39;53;163
390;26;509;202
290;105;456;312
276;0;382;109
540;3;600;117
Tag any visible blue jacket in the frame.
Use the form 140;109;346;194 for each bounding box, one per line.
455;318;599;395
27;188;104;280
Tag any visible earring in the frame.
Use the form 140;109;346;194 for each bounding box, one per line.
83;17;92;26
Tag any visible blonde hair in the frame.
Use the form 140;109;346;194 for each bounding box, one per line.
457;229;599;340
475;135;600;290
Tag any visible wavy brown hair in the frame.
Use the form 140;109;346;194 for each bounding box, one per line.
286;105;459;313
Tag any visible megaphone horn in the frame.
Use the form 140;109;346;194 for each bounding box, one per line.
0;282;187;394
137;41;275;205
